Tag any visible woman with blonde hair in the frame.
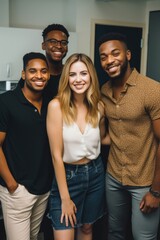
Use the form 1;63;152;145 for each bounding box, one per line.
47;53;109;240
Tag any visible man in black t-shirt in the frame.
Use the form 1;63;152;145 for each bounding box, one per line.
42;23;70;102
41;24;70;240
0;52;53;240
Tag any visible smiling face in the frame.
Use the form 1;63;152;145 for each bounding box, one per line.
42;30;68;63
99;40;131;80
69;61;91;96
21;58;50;92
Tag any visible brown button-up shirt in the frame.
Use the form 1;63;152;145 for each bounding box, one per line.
101;69;160;186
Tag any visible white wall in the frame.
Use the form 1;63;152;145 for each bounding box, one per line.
9;0;77;31
0;0;160;75
0;27;77;81
7;0;148;56
74;0;147;74
1;0;147;64
0;0;9;26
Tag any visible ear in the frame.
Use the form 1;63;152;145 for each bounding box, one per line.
42;42;46;50
126;50;131;61
21;70;25;80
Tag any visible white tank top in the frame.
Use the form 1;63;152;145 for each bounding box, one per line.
63;120;101;163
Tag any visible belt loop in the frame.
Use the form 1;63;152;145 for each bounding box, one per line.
75;165;78;174
92;159;96;168
93;155;99;172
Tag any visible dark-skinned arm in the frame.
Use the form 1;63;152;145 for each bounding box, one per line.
140;118;160;213
0;132;18;193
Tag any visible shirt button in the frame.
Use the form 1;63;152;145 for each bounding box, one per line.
34;109;37;112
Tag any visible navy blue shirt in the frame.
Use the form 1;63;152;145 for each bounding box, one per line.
0;84;53;195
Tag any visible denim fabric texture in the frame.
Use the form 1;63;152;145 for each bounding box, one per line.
48;155;106;230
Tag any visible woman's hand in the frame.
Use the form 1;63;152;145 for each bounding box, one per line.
61;198;77;227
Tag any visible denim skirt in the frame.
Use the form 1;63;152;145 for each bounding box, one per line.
48;155;106;230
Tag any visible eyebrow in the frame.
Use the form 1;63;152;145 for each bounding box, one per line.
28;67;48;70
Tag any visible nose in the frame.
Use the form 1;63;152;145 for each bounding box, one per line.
107;54;114;64
35;71;42;78
75;74;82;82
56;41;62;48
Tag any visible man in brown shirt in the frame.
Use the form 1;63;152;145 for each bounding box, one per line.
98;32;160;240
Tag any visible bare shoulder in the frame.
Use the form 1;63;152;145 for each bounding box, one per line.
47;98;62;125
48;98;61;111
47;98;62;120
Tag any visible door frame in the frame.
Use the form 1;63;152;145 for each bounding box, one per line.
147;10;160;82
90;19;146;74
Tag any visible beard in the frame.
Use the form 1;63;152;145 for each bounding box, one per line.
46;52;67;64
109;58;129;81
25;81;45;93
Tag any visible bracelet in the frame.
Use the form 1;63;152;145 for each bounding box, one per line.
149;187;160;198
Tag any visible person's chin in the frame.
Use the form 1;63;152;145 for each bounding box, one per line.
52;57;63;63
107;72;119;79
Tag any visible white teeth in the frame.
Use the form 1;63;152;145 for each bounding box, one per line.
75;84;84;89
108;66;118;73
35;81;44;86
54;52;62;56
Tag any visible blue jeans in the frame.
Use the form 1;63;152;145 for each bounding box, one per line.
48;155;106;230
106;172;160;240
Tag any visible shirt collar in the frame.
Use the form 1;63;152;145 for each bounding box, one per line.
14;79;48;108
101;68;139;98
125;68;138;86
14;80;28;104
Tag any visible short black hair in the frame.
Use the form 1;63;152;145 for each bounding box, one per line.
42;24;70;40
23;52;48;70
97;32;128;49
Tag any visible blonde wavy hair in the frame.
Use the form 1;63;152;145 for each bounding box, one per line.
57;53;101;127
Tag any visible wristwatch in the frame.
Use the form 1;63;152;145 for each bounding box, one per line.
149;187;160;198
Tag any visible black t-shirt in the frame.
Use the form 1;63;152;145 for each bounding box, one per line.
0;85;53;195
43;74;61;103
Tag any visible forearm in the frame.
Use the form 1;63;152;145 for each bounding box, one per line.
52;157;77;227
99;114;110;144
0;148;17;191
101;133;111;145
53;157;70;201
151;143;160;192
139;142;160;213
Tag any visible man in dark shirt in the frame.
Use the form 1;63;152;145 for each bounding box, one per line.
0;52;53;240
41;24;70;240
42;23;70;101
